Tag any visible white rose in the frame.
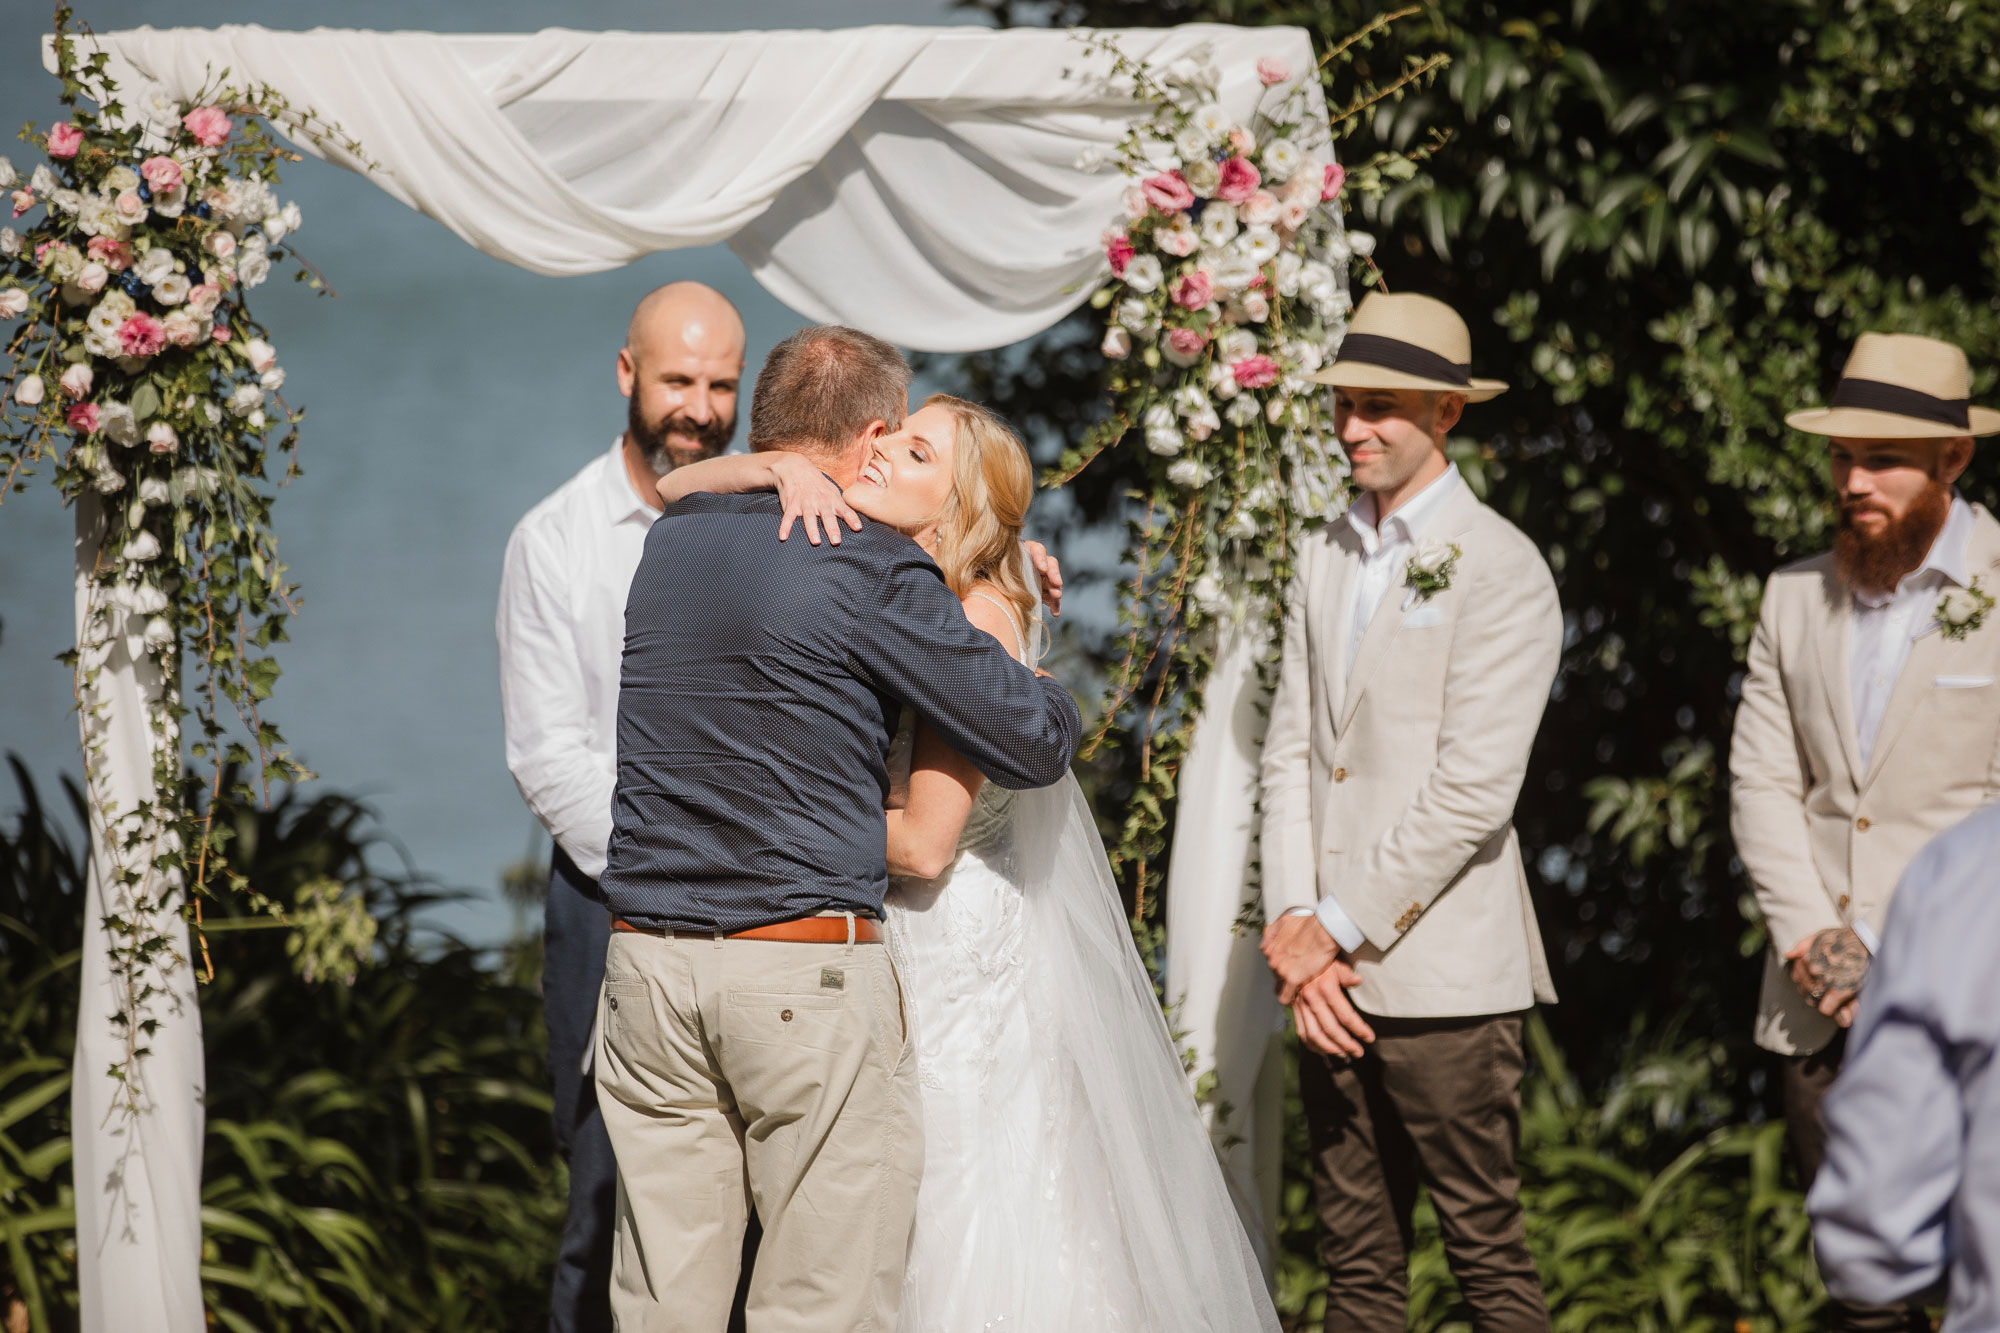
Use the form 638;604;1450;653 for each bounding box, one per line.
202;400;221;425
1220;508;1259;539
60;363;93;398
1348;230;1377;258
109;170;140;199
1145;427;1185;457
1217;329;1259;361
247;409;266;431
1238;227;1281;265
1173;384;1213;418
1100;325;1132;360
1237;290;1271;323
153;273;190;306
1267;396;1292;426
142;617;176;650
1115;298;1154;334
138;478;170;506
280;202;302;234
1123;254;1164;294
135;246;175;286
114;191;149;226
31;166;57;196
229;384;264;417
1275;251;1305;297
1240;192;1281;227
236;248;271;288
1193;103;1232;139
1155;217;1199;258
186;283;221;318
0;157;13;188
46;188;81;216
1207;250;1260;293
77;196;126;240
1173;124;1211;162
1277;199;1310;232
1189;568;1229;616
1186;403;1222;440
0;288;26;318
138;88;182;129
260;366;286;392
1285;338;1323;374
12;374;43;406
1206;358;1240;400
162;310;204;348
1410;538;1457;578
1261;138;1302;183
205;229;237;260
1940;588;1982;622
1122;186;1150;221
0;228;19;257
91;461;125;494
76;261;109;295
102;402;140;445
1142;403;1178;434
1183;159;1221;196
1199;203;1240;247
1167;458;1212;488
87;294;130;337
47;247;83;283
151;184;187;220
244;338;278;373
122;531;162;563
1224;394;1262;427
83;327;120;359
147;422;179;454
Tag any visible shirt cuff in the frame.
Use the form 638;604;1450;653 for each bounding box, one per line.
1313;894;1366;953
1851;918;1881;955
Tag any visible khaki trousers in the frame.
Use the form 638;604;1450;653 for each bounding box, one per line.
594;930;922;1333
1300;1012;1549;1333
1782;1035;1931;1333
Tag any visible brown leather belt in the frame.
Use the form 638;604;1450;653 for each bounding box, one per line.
611;914;883;944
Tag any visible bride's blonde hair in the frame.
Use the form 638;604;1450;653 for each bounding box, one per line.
925;394;1038;640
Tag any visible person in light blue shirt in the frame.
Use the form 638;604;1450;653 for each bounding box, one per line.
1808;800;2000;1328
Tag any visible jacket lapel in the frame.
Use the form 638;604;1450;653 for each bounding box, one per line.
1862;506;2000;789
1337;484;1480;736
1318;529;1361;725
1811;566;1863;789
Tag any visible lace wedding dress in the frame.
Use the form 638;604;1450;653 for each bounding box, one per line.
883;593;1279;1333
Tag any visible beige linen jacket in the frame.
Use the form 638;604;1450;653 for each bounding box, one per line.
1260;481;1562;1019
1729;504;2000;1056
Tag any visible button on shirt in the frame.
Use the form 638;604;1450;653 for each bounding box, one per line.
1308;464;1465;952
1849;497;1974;770
498;439;658;882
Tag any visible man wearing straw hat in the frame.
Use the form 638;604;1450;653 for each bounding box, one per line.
1259;291;1561;1331
1730;331;2000;1331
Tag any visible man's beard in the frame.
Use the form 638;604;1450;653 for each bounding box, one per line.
1835;477;1951;595
629;397;734;473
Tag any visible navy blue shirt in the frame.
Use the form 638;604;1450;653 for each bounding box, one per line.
601;490;1082;932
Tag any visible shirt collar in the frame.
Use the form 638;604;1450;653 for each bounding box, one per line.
1853;494;1974;608
602;435;660;527
1347;462;1462;554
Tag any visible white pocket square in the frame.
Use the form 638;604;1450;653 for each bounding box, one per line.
1403;606;1445;630
1934;674;1995;689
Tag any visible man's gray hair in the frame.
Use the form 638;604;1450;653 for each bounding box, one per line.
749;325;911;458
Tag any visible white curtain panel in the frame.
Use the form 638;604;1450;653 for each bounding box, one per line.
46;23;1326;1329
64;23;1324;350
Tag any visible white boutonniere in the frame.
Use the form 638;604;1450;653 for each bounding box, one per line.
1402;538;1462;608
1937;578;1995;641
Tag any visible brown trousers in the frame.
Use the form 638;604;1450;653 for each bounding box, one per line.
1783;1034;1932;1333
1299;1012;1549;1333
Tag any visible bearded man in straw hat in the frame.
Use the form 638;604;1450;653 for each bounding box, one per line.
1259;291;1560;1332
1730;331;2000;1331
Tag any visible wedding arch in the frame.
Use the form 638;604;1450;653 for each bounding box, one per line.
12;19;1351;1328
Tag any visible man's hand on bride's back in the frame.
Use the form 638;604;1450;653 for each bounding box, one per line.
771;452;863;546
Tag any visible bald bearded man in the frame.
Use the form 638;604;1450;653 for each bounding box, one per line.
500;282;748;1333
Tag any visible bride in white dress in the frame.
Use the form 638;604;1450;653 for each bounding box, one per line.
661;394;1278;1333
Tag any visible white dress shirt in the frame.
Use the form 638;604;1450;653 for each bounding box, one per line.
1299;464;1465;952
1849;496;1974;769
498;438;658;881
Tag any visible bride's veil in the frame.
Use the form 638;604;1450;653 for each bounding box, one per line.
1000;550;1280;1330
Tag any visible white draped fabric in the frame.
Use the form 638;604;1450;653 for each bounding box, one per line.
51;22;1323;1329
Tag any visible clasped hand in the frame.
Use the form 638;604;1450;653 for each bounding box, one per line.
1261;912;1375;1058
1784;925;1869;1028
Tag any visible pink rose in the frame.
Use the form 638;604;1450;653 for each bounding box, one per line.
1231;355;1280;389
115;190;147;222
182;106;231;147
10;191;32;219
140;155;184;194
162;311;204;348
1171;271;1214;310
1321;162;1347;202
88;237;132;271
1278;199;1310;231
1105;230;1135;277
1240;190;1280;227
59;364;93;398
1166;328;1207;359
117;313;167;358
1215;158;1261;204
1228;129;1256;156
212;324;232;343
46;123;83;159
205;229;237;260
185;283;221;318
76;261;108;294
1155;217;1198;258
1141;170;1196;214
66;402;101;433
1256;57;1291;86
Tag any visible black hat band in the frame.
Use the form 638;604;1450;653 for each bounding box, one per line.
1829;376;1970;428
1333;333;1472;387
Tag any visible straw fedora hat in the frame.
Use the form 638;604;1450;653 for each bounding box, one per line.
1785;332;2000;438
1309;291;1508;402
